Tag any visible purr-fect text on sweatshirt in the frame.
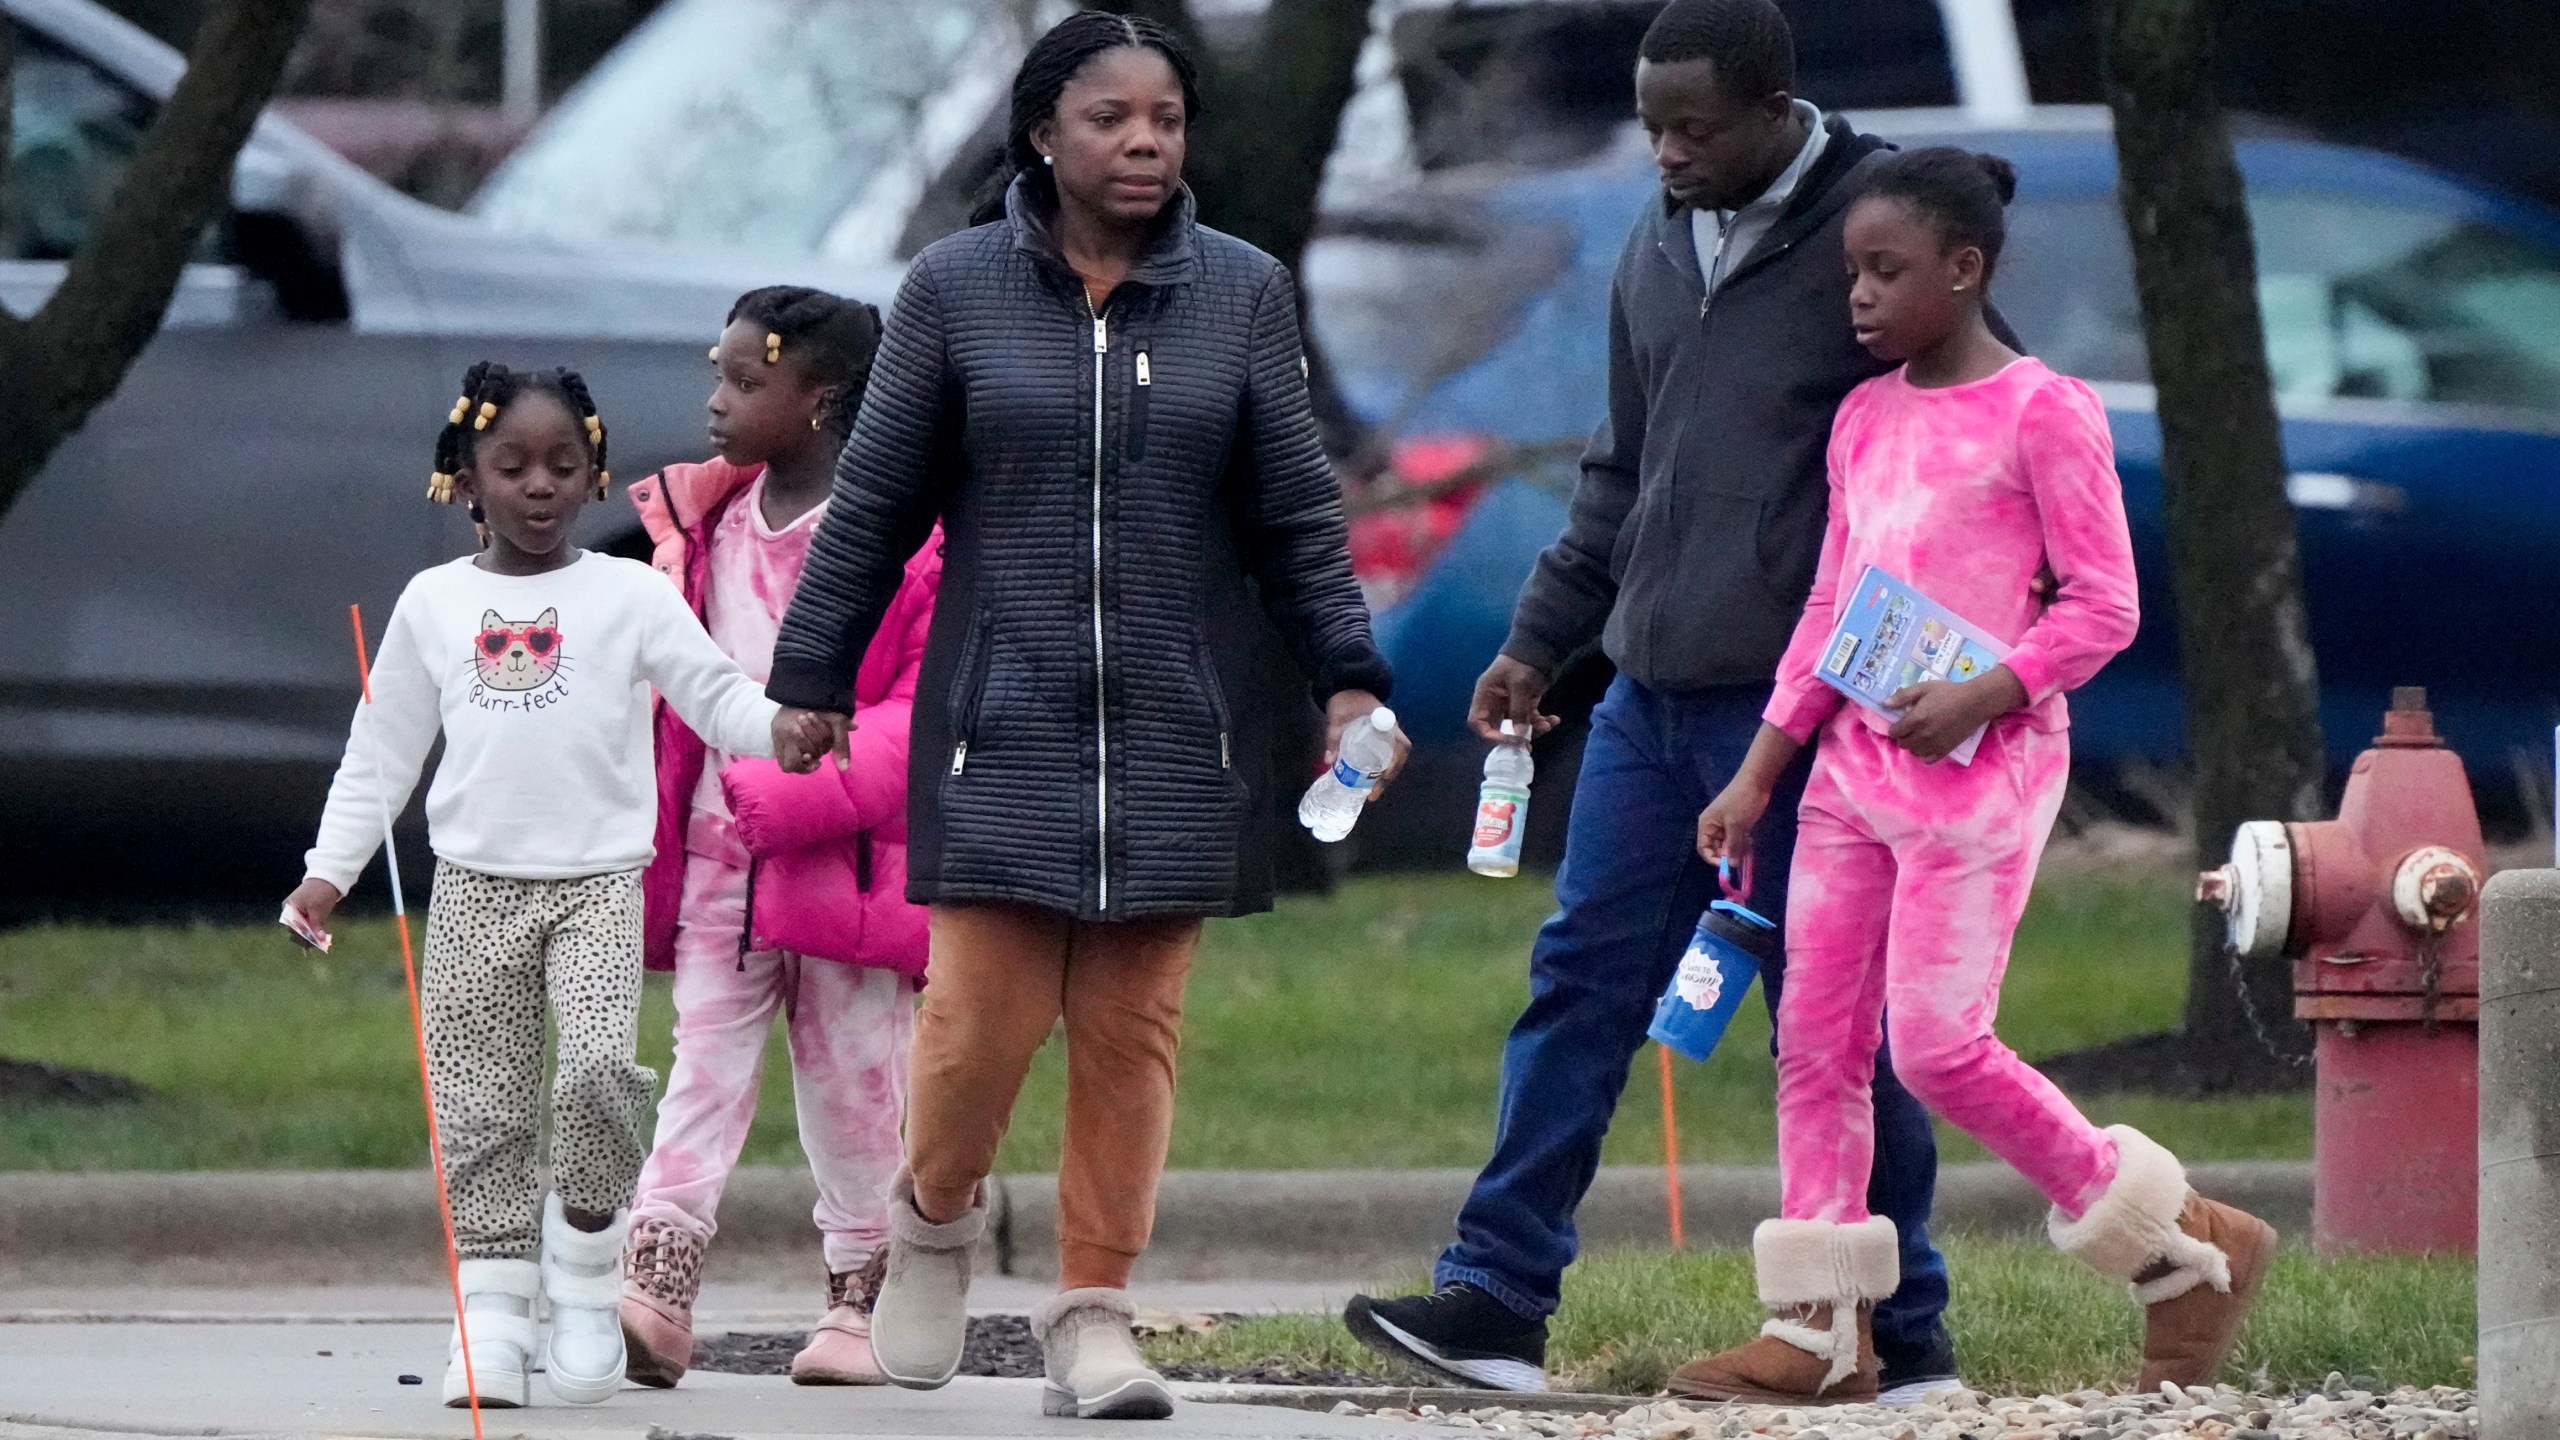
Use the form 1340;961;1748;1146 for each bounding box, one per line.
306;551;781;892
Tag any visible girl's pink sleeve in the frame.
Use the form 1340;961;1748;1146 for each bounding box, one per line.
1999;377;2140;703
720;566;933;856
1761;415;1858;744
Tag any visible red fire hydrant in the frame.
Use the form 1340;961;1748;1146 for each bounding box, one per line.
2196;687;2481;1255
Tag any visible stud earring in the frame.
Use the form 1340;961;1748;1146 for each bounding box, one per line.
1042;154;1054;167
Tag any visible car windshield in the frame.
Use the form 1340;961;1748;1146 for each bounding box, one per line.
2000;190;2560;414
468;0;1012;257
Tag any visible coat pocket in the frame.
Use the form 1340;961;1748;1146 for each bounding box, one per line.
1192;631;1234;777
946;616;995;777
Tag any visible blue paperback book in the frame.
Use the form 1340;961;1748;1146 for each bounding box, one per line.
1815;564;2012;765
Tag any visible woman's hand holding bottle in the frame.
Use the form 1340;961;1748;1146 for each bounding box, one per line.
1323;689;1410;796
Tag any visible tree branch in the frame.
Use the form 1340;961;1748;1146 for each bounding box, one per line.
5;0;312;503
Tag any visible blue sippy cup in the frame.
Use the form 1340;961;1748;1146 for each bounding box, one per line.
1647;857;1778;1063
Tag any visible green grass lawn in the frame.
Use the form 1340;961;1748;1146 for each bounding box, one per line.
0;864;2307;1171
1149;1240;2475;1397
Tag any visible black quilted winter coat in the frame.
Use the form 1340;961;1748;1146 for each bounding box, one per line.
768;179;1393;922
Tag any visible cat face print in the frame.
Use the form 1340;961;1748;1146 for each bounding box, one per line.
473;608;562;691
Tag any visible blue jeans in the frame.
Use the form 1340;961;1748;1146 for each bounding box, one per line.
1435;676;1952;1367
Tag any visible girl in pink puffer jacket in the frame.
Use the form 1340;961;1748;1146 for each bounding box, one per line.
617;288;941;1390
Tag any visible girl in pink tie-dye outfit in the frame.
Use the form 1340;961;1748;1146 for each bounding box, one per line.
1676;150;2277;1407
618;288;940;1390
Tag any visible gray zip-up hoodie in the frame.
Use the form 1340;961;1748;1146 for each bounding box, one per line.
1503;116;1902;690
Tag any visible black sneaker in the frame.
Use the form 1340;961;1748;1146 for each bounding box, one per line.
1344;1284;1549;1393
1875;1328;1963;1407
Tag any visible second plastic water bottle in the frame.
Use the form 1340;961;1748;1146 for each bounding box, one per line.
1298;707;1398;842
1467;721;1534;877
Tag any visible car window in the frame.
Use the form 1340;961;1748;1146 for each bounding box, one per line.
3;23;224;264
1997;189;2560;414
468;0;996;257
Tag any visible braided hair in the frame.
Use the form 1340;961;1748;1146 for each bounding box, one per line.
1637;0;1795;98
427;363;610;543
969;10;1202;226
725;286;884;436
1865;147;2021;280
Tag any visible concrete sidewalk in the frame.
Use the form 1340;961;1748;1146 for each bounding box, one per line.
0;1319;1403;1440
0;1277;1371;1326
0;1161;2312;1285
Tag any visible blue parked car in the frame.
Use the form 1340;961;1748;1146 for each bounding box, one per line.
1307;106;2560;822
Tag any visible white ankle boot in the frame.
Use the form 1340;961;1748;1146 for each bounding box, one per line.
871;1169;986;1389
1035;1288;1174;1420
540;1194;629;1404
442;1258;539;1409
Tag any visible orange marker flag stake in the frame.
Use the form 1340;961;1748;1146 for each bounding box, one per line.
351;604;483;1438
1657;1042;1686;1250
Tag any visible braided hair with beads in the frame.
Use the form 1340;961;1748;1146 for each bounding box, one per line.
427;362;611;545
722;286;884;437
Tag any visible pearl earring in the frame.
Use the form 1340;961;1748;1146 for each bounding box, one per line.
1042;154;1054;166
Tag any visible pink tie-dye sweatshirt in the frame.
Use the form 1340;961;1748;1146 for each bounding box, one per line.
1764;356;2140;746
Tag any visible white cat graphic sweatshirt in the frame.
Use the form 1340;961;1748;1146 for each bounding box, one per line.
304;551;781;894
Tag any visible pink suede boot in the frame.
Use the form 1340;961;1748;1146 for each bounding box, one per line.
619;1218;705;1388
792;1251;889;1386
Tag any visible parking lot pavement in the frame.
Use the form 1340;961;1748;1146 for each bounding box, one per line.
0;1320;1403;1440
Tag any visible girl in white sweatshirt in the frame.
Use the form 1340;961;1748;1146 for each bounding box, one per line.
283;363;809;1409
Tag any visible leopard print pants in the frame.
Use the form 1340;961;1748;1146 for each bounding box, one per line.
422;862;655;1260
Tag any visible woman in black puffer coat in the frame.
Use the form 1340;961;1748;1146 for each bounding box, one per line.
766;11;1403;1418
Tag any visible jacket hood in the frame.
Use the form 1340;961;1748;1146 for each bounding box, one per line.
1005;173;1201;288
629;458;763;585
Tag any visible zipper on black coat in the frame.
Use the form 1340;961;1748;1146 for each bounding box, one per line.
1127;348;1151;462
1085;291;1113;914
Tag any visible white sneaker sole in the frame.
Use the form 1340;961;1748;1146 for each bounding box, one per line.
442;1360;528;1409
1877;1379;1966;1408
1368;1313;1549;1393
1044;1376;1175;1419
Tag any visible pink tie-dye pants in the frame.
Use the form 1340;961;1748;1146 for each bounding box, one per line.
632;849;914;1272
1776;716;2120;1225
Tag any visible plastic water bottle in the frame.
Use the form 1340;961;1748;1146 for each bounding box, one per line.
1299;707;1398;843
1467;721;1535;877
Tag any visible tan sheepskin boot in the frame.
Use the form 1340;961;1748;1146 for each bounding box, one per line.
1665;1216;1899;1406
2049;1125;2279;1391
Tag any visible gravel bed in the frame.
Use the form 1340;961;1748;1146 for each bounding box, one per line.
1343;1376;2480;1439
688;1321;1393;1388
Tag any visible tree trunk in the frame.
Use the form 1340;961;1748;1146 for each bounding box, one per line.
2103;0;2322;1068
0;0;316;520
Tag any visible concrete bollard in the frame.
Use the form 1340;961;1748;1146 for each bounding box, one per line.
2478;869;2560;1436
